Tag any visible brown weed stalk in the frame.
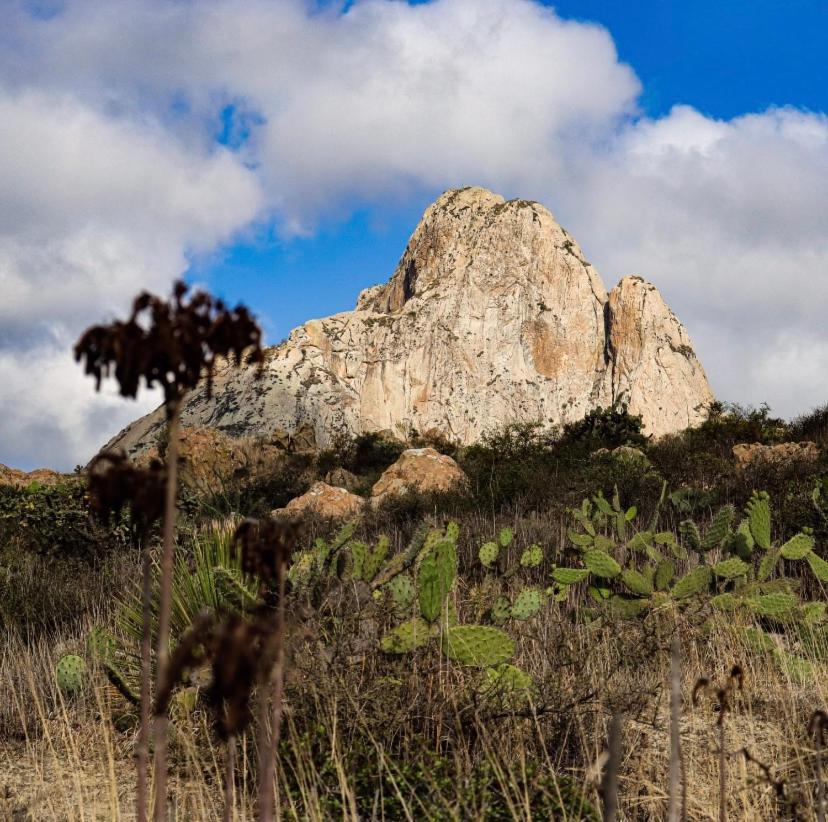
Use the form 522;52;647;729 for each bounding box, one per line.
76;281;263;822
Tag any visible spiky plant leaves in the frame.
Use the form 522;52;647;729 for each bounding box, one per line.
612;485;622;513
654;560;675;591
593;534;615;553
747;491;772;551
712;557;750;579
625;505;637;522
620;568;654;596
491;596;512;626
510;588;544;621
380;618;432;654
749;592;798;620
701;505;735;551
568;531;594;548
418;539;457;623
520;544;543;568
479;542;500;568
609;596;650;619
443;625;515;667
743;627;776;653
583;549;621;579
644;545;665;565
780;533;815;561
445;521;460;542
56;655;88;696
499;527;514;548
679;520;702;552
480;663;534;699
654;531;677;546
213;566;259;608
710;593;740;612
552;567;590;585
758;547;781;582
806;551;828;582
671;565;712;599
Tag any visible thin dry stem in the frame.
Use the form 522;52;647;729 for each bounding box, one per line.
137;545;153;822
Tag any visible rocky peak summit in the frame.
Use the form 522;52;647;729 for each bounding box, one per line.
104;187;714;457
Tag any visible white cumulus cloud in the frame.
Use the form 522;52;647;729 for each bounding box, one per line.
1;0;826;469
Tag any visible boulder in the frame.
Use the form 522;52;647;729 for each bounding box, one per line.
324;467;360;491
274;481;364;520
733;441;820;470
371;447;467;503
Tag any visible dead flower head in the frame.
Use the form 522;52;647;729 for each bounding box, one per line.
74;280;264;414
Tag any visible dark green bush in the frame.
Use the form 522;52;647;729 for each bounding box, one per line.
561;401;646;450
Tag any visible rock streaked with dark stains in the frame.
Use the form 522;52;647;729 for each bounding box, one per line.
103;186;714;458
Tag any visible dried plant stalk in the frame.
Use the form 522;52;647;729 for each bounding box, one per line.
153;399;181;822
257;552;288;822
136;546;153;822
602;713;621;822
668;635;684;822
224;734;236;822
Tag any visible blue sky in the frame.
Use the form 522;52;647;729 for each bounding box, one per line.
2;0;828;469
194;0;828;344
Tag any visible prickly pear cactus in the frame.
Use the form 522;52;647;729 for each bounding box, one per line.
510;588;544;621
442;625;515;668
56;654;88;696
380;618;433;654
386;573;416;615
520;544;543;568
479;541;499;569
746;491;772;551
490;596;512;626
418;539;457;623
480;663;534;702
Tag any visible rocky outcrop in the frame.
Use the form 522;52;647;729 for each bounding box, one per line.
733;441;820;470
103;186;714;458
371;447;468;504
0;464;64;488
273;481;364;520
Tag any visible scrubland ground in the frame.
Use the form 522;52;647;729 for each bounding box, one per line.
2;403;828;820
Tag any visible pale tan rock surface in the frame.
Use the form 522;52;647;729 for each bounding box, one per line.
102;187;714;458
371;447;468;504
733;441;820;470
273;481;364;520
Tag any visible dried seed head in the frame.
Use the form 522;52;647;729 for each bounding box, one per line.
74;280;263;412
232;517;298;586
87;451;166;536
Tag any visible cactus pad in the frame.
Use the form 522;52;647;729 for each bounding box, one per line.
780;533;815;560
712;557;749;579
418;539;457;622
670;565;712;599
480;663;534;699
710;593;739;611
520;544;543;568
56;655;88;696
609;596;650;619
807;551;828;582
443;625;515;667
654;560;675;591
620;569;653;596
749;592;798;620
701;505;735;551
747;491;772;551
679;520;701;552
498;527;514;548
510;588;544;621
387;574;416;613
583;549;621;579
363;536;389;582
479;541;500;569
380;618;432;654
552;567;590;585
491;596;512;625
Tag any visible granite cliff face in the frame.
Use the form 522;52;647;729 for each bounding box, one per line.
104;187;714;457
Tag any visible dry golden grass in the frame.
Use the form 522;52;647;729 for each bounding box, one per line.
2;598;827;820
